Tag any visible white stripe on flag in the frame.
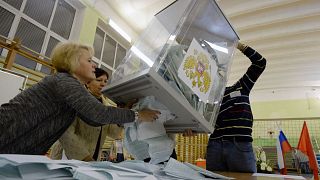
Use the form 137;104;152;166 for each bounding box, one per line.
276;137;285;169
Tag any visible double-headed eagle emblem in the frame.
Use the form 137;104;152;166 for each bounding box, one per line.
183;49;211;93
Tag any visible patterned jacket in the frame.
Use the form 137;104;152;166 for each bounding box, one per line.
0;72;134;154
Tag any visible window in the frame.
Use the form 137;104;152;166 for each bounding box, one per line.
101;35;116;67
0;6;15;56
45;36;60;57
2;0;23;10
0;6;15;37
115;45;126;68
50;0;75;39
15;18;46;53
93;27;104;59
15;18;46;69
0;0;78;73
41;36;60;74
23;0;55;27
92;26;128;75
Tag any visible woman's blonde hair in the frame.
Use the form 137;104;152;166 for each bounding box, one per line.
51;42;94;73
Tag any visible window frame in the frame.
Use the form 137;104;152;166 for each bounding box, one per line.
0;0;82;72
92;25;128;75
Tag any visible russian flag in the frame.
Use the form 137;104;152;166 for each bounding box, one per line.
276;130;292;174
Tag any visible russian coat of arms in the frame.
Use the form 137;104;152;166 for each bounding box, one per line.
178;38;217;102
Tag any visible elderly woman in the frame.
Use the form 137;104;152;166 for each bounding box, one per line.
0;42;159;154
50;68;124;161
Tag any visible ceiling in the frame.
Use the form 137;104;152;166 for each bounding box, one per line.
103;0;320;100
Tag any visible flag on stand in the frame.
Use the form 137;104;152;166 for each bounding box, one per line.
297;121;319;180
276;130;292;175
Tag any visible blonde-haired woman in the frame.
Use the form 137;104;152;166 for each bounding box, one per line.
0;42;160;154
50;68;124;161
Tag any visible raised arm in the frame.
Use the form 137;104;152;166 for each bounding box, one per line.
236;42;267;93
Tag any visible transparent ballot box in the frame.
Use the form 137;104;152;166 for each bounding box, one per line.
102;0;239;133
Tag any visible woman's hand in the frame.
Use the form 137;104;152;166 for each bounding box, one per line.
183;129;195;137
137;109;161;122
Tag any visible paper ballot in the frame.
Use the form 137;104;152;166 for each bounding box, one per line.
0;154;232;180
18;163;72;179
0;155;73;180
0;154;52;164
134;96;176;141
184;162;234;179
137;110;175;140
164;158;207;179
124;96;176;164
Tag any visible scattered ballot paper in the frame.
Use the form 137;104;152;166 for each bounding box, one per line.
164;158;233;180
0;154;232;180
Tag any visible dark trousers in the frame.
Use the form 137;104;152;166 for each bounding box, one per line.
206;139;256;173
116;153;124;162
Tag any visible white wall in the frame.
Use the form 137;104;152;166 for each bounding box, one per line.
0;69;27;105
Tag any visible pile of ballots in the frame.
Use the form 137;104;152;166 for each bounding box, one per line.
0;154;233;179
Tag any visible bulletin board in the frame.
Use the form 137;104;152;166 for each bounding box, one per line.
0;68;27;105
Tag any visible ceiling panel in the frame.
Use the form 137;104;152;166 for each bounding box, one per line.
216;0;320;92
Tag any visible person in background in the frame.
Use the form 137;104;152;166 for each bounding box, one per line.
0;42;160;154
50;68;124;161
293;148;311;174
109;139;126;163
206;42;267;173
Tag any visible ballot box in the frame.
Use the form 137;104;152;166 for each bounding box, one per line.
102;0;239;133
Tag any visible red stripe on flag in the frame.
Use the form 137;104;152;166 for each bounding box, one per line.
297;121;319;180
